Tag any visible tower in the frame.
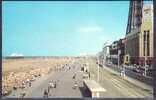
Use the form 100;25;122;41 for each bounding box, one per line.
126;0;143;34
125;0;143;65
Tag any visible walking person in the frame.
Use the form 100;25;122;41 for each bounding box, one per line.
48;85;52;96
48;86;50;93
72;74;75;79
43;89;48;98
120;65;123;76
88;72;91;79
12;86;17;96
54;81;57;88
20;91;26;98
29;82;31;87
120;65;125;77
122;66;125;77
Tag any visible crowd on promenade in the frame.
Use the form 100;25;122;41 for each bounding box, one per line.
2;64;63;96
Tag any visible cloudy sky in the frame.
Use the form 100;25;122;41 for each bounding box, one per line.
2;1;129;56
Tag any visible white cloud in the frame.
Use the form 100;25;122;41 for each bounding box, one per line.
10;53;24;57
77;26;103;33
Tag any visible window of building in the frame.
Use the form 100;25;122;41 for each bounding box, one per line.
147;30;150;56
143;30;150;56
126;56;128;61
143;31;146;56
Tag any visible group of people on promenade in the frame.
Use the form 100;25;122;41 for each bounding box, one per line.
43;80;57;98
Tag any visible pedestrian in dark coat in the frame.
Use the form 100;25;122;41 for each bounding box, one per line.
48;86;50;93
89;72;90;78
43;89;48;98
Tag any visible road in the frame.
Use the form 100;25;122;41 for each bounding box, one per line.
86;57;153;98
28;62;84;98
5;58;153;98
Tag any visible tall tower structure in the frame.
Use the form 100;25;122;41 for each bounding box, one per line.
126;0;143;34
125;0;143;64
125;0;154;66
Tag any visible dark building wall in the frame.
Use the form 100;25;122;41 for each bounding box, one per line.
109;42;118;65
109;38;126;65
125;33;139;64
125;0;143;65
118;38;126;64
154;0;156;97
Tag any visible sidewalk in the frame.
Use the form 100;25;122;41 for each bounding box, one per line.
102;65;153;91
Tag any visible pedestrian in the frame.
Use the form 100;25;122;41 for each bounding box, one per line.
54;81;57;88
48;86;50;93
73;74;76;79
29;82;31;87
88;72;90;78
122;67;125;77
74;81;78;89
43;89;48;98
20;90;26;98
72;75;75;79
12;86;17;96
13;86;17;90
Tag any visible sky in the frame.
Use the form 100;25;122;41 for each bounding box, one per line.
2;1;130;57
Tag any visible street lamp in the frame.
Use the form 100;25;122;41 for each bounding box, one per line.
98;60;100;82
97;58;100;82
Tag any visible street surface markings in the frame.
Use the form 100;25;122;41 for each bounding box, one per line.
112;78;137;97
113;74;151;97
101;65;147;97
88;58;152;97
111;78;142;97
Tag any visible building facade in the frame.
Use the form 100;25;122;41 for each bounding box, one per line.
125;0;143;65
117;38;126;65
102;45;110;63
125;2;153;66
139;4;153;66
109;41;118;64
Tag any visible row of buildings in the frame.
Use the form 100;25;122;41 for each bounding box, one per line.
98;2;153;69
98;38;126;66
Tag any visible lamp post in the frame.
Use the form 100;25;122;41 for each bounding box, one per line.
97;59;100;82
